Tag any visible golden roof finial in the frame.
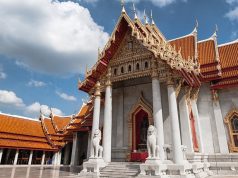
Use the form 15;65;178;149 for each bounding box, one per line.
144;9;148;25
121;0;126;13
151;10;155;25
133;3;138;20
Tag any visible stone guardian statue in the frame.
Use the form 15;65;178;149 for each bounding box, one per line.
147;125;157;158
92;129;103;158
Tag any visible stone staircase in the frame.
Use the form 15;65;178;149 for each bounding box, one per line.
99;162;140;178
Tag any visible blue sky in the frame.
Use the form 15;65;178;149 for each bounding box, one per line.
0;0;237;118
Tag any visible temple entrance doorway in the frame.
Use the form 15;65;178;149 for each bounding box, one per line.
128;94;153;162
134;109;149;152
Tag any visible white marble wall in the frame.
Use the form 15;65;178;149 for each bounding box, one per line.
110;77;172;160
197;84;219;153
218;87;238;145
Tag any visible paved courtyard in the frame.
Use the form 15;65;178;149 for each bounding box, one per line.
0;166;237;178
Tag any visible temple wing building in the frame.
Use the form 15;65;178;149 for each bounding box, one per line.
0;6;238;174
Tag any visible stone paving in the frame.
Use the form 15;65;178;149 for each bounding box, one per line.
0;166;237;178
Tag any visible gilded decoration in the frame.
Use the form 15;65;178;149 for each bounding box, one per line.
127;93;153;159
224;108;238;152
109;30;177;83
79;11;200;93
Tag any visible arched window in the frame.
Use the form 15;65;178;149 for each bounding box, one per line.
144;61;148;69
121;66;124;74
128;65;132;72
225;109;238;152
136;63;140;71
114;68;117;76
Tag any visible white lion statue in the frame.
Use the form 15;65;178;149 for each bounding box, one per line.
147;125;159;158
92;129;103;158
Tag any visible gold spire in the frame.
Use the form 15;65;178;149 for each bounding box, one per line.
133;3;138;20
151;10;155;25
144;9;148;25
121;0;126;13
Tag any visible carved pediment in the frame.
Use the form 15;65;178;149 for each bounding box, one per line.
109;30;172;83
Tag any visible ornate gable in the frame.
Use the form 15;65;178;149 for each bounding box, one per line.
108;30;172;83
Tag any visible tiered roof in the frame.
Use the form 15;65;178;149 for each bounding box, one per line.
79;10;201;93
0;102;93;151
0;114;56;151
79;8;238;92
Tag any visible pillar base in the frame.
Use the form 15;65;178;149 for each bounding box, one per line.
167;163;194;178
80;157;107;176
139;157;168;177
166;162;209;178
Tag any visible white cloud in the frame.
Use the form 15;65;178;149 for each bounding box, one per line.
0;0;109;75
0;72;6;79
0;89;63;118
25;102;63;117
0;90;25;107
27;80;46;87
226;7;238;21
56;91;77;101
226;0;238;4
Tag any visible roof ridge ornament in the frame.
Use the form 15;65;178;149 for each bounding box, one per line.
144;9;148;25
212;24;218;38
151;10;155;25
192;19;198;34
49;107;54;118
121;0;126;14
133;3;138;20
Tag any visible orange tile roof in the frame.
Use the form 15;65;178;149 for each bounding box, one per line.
198;39;216;66
218;41;238;69
0;139;54;150
76;104;89;117
52;115;71;132
0;114;55;151
169;35;195;60
0;114;44;137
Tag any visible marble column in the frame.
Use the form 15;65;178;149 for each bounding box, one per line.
41;151;45;165
212;91;229;153
70;132;78;166
151;69;165;161
28;150;33;165
179;90;194;153
13;149;19;165
87;131;91;159
167;80;184;164
52;152;58;165
191;100;204;153
0;149;3;164
57;151;62;165
91;81;101;156
103;71;112;162
63;144;71;165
